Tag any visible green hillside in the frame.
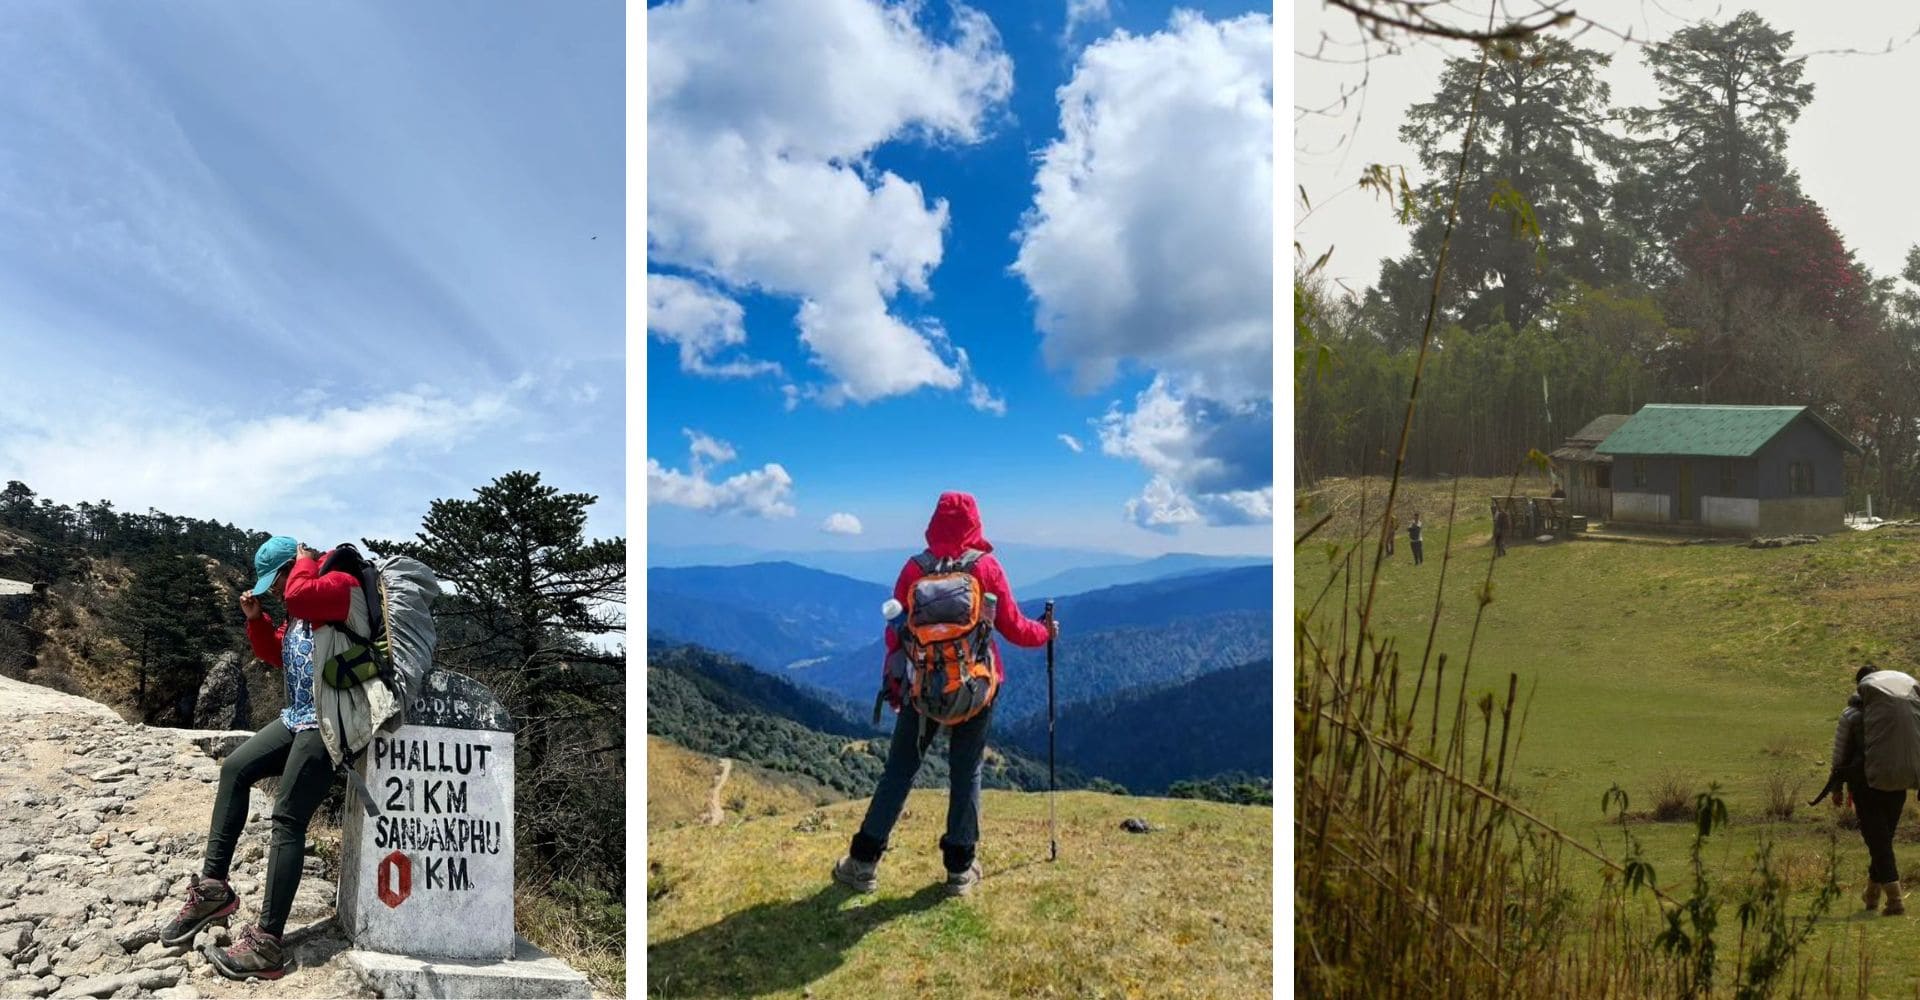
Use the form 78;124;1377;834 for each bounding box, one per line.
648;644;1079;796
647;786;1272;999
1296;481;1920;993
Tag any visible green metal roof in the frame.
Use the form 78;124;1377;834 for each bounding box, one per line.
1594;404;1862;458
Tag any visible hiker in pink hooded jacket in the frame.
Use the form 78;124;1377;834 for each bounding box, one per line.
832;492;1058;897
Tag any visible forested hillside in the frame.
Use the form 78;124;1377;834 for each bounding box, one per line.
1001;659;1273;794
648;644;1080;796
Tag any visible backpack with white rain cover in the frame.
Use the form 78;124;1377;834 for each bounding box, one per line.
880;548;999;750
1858;669;1920;791
314;544;442;812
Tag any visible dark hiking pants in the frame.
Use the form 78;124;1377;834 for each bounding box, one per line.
1495;533;1507;556
1411;541;1424;565
850;701;992;873
1855;785;1907;884
201;719;337;936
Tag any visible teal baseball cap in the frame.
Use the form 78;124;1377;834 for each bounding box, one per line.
251;536;298;596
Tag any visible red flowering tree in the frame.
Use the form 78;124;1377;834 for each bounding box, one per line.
1674;186;1867;326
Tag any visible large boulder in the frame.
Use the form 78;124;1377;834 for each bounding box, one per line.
192;652;249;731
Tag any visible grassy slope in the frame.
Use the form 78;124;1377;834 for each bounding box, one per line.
648;787;1272;999
648;735;845;830
1296;479;1920;991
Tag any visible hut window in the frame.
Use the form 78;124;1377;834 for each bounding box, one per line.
1789;461;1813;495
1631;459;1647;488
1720;461;1736;496
1596;464;1611;489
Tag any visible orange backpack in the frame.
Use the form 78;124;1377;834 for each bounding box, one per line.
901;549;1000;728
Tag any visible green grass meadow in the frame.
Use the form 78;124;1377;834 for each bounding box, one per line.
1298;480;1920;991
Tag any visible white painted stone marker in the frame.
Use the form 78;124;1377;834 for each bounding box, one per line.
339;670;517;960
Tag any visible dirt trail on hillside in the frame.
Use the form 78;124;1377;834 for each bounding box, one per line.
0;674;367;999
700;759;733;827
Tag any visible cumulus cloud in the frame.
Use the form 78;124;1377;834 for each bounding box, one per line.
1100;376;1273;529
647;429;796;518
1058;433;1084;453
0;390;510;529
1015;12;1273;527
648;0;1011;407
821;512;864;535
647;272;782;378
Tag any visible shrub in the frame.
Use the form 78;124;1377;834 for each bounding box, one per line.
1651;769;1695;822
1762;769;1802;821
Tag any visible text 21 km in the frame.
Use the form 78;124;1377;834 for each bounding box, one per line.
383;777;470;815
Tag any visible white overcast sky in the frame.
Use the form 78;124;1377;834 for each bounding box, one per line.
1293;1;1920;298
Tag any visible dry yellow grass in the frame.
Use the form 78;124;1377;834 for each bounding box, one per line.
648;788;1272;999
647;735;843;831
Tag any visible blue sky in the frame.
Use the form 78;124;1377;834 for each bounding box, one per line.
0;2;623;548
646;0;1274;558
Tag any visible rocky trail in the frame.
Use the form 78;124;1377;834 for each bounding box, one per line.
0;674;368;999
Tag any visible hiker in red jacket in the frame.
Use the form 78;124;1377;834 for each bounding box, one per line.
832;492;1058;897
161;536;359;981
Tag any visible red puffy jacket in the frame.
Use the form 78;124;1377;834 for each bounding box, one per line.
884;492;1051;696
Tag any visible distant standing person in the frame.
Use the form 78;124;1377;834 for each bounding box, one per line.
1408;514;1424;565
1493;505;1510;557
1385;511;1397;556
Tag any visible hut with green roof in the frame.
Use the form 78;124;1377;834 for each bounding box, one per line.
1592;404;1861;536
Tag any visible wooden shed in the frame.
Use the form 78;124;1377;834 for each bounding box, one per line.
1593;404;1861;536
1550;414;1630;521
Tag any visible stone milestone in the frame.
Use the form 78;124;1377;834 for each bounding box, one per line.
337;670;516;961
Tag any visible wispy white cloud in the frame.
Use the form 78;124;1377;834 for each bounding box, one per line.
1062;0;1113;48
647;431;796;518
821;512;864;535
0;388;512;531
1058;433;1084;453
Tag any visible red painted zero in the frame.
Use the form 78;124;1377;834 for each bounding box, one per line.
378;851;412;908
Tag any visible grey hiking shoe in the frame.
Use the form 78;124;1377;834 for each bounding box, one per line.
832;855;878;893
943;861;983;897
206;923;287;981
158;876;238;947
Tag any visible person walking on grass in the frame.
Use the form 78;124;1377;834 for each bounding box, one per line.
1385;511;1397;557
1408;514;1424;566
832;492;1059;898
159;536;364;980
1493;505;1510;557
1824;664;1917;916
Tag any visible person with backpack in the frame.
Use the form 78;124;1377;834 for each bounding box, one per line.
1408;514;1424;566
1493;505;1510;557
1822;664;1918;915
159;536;363;980
832;492;1059;898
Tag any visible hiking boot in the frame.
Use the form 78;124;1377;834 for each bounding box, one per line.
832;855;878;893
1884;882;1907;916
206;924;286;981
1864;881;1883;911
158;876;238;947
943;861;983;897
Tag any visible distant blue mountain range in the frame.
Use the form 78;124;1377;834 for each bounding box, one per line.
647;559;1273;734
647;542;1268;593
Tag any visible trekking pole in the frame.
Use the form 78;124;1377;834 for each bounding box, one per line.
1045;600;1057;863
